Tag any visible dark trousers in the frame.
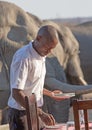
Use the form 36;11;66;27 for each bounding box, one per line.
8;108;28;130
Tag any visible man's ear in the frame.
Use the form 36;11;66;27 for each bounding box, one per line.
36;35;42;41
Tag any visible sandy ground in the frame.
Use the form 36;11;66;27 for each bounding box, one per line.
0;124;9;130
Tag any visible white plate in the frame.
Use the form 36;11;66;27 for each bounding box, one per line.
54;93;75;97
45;125;60;129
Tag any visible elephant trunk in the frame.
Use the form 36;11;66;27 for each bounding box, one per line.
45;77;92;95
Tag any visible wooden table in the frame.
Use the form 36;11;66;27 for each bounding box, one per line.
43;124;67;130
43;122;92;130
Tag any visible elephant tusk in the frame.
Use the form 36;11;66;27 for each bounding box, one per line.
79;77;88;85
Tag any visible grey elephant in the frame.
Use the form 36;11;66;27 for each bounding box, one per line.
43;20;87;85
41;21;88;122
0;1;92;124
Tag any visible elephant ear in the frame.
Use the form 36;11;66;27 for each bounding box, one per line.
0;1;39;44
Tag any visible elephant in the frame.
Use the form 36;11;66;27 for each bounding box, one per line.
42;20;87;86
1;1;92;123
41;21;88;122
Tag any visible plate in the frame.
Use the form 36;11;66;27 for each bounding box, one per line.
53;93;75;101
54;93;75;97
45;125;60;129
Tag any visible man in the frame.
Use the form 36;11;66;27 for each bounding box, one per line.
8;25;64;130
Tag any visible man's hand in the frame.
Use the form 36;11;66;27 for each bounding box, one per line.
38;109;55;126
52;90;62;95
51;90;70;101
43;88;69;101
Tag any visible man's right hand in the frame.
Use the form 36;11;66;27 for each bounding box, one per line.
38;108;55;126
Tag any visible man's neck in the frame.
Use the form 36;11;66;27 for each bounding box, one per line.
32;41;41;56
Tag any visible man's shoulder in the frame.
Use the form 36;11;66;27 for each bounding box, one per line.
12;44;33;63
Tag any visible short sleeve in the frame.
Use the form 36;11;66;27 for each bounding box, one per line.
10;59;29;90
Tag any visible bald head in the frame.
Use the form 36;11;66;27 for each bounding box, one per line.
37;25;58;43
33;25;58;56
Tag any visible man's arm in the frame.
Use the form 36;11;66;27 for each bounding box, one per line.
12;88;26;108
43;88;64;100
43;88;53;97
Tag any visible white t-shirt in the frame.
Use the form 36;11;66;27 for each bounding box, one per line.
8;42;46;110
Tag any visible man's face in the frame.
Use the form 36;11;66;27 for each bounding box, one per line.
37;37;58;56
